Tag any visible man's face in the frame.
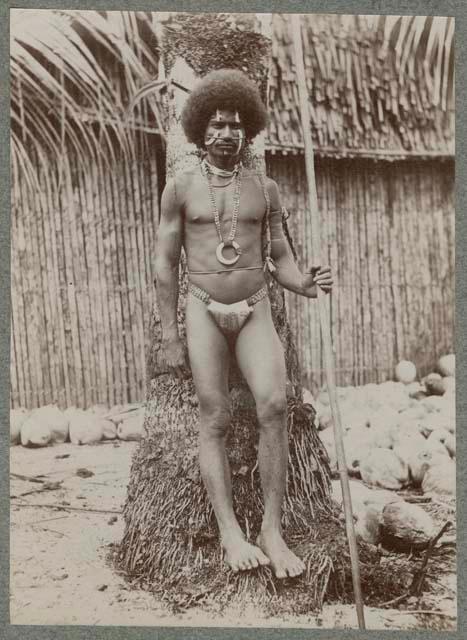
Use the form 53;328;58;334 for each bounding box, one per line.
204;109;245;157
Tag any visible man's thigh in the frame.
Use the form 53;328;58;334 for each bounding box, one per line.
234;298;287;404
185;294;231;409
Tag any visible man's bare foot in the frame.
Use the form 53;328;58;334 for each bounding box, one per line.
257;530;305;579
222;534;270;572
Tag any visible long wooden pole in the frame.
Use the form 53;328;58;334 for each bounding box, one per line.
291;14;366;629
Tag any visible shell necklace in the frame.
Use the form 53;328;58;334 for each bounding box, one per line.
202;159;243;266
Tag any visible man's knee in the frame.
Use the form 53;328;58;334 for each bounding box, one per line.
256;393;287;428
199;400;231;439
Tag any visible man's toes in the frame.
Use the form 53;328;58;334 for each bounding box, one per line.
275;567;287;579
258;553;270;566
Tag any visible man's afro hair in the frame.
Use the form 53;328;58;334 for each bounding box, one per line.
181;69;268;148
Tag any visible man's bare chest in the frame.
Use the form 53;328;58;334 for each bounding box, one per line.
184;177;267;228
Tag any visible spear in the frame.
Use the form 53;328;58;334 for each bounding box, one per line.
291;13;366;629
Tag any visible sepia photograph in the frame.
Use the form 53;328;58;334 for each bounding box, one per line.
9;8;456;631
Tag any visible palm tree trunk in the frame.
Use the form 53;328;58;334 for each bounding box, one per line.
116;13;397;612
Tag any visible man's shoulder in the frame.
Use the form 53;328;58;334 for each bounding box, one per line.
171;166;201;190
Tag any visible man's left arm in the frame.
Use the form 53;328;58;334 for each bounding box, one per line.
266;178;333;298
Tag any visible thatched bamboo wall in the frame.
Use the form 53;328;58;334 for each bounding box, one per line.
10;150;454;408
268;155;455;389
10;136;159;410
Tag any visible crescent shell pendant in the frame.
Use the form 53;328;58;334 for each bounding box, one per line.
216;241;242;266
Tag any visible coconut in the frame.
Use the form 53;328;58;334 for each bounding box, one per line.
381;502;436;550
343;427;373;475
391;418;426;447
422;459;456;496
406;445;447;486
395;360;417;384
398;403;427;421
21;415;52;447
101;418;118;440
117;414;145;441
332;479;404;545
427;428;455;457
10;409;29;445
29;405;69;443
424;372;445;396
69;410;104;445
406;381;423;397
360;449;409;490
422;395;449;414
438;353;455;377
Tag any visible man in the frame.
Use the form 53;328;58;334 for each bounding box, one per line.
155;69;333;579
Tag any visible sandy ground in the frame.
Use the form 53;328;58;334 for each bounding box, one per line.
10;440;456;630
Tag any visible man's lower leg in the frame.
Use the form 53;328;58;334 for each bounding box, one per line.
256;400;306;578
198;413;270;572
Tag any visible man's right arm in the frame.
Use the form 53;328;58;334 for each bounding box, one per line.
154;176;188;377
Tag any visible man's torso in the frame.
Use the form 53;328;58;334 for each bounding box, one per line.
179;167;269;304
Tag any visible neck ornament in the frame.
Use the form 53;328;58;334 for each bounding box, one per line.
201;159;243;266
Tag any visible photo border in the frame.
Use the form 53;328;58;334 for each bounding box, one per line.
1;1;464;638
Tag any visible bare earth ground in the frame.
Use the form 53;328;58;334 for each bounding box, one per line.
10;441;456;630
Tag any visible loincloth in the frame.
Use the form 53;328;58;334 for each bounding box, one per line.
188;282;268;337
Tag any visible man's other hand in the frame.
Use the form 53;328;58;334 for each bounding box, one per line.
302;265;333;297
161;338;190;378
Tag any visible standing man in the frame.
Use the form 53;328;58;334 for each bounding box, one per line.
155;69;332;578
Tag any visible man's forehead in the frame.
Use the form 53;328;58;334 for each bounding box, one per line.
208;109;243;124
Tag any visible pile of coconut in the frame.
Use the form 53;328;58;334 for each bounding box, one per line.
308;353;455;498
10;403;145;447
304;354;456;549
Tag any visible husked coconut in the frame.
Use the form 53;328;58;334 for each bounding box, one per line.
354;504;383;545
406;445;447;486
422;395;448;414
381;502;436;550
427;428;455;457
21;415;52;447
395;360;417;384
29;405;69;443
391;419;426;447
424;372;445;396
366;414;393;449
360;449;409;490
85;408;116;440
332;479;403;545
10;409;29;445
438;353;455;377
422;459;456;496
69;410;104;445
399;404;427;422
318;428;337;473
117;414;145;441
341;404;373;432
406;381;423;398
343;427;373;475
101;418;117;440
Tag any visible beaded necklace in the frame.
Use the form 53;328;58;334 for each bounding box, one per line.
201;158;243;266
